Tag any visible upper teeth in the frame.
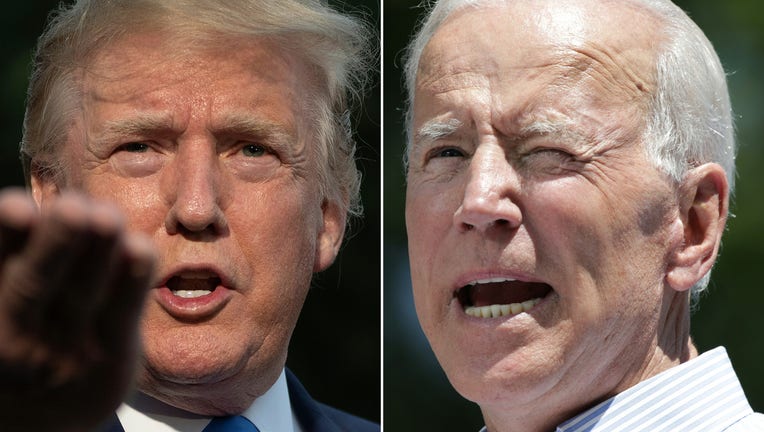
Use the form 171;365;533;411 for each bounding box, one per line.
467;277;516;286
465;298;541;318
173;290;212;298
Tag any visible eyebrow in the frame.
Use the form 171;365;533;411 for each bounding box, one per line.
211;113;295;148
99;114;178;140
95;113;295;148
414;118;464;145
519;118;570;136
517;117;581;141
414;116;583;143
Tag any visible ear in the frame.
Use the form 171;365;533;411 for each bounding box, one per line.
30;163;62;208
666;163;729;292
313;198;347;272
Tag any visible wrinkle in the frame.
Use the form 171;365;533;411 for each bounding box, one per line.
558;44;653;104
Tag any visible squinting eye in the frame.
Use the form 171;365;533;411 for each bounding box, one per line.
530;148;572;158
119;142;150;153
242;144;267;157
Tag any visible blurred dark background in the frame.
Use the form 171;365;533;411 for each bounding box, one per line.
0;0;379;424
384;1;764;430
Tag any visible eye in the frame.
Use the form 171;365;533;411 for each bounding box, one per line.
526;147;572;159
427;146;466;160
117;142;150;153
518;146;584;176
242;144;268;157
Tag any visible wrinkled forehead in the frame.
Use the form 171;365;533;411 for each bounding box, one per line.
417;0;663;94
85;31;307;86
76;31;318;141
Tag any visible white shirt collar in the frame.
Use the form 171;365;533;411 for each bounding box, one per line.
117;369;302;432
478;347;756;432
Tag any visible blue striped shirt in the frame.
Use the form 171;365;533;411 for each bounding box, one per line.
480;347;764;431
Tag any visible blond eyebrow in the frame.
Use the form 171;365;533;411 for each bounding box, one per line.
99;114;178;140
95;113;296;149
414;118;464;145
211;113;295;148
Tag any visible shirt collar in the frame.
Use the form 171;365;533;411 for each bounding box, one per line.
117;369;299;432
479;347;754;432
556;347;753;432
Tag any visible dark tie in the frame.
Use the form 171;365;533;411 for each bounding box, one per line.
202;416;260;432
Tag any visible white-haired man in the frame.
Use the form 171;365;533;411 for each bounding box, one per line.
404;0;764;431
0;1;378;431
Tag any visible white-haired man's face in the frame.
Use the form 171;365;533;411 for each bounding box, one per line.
31;32;345;414
404;1;716;429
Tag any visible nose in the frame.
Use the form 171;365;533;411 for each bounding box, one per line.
453;145;522;232
164;141;228;237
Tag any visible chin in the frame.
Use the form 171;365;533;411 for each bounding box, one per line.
442;347;556;407
136;352;257;415
141;323;256;381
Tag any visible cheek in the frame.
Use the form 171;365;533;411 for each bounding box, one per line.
405;180;460;253
231;185;320;279
528;178;673;309
525;183;611;273
78;174;166;234
406;183;462;325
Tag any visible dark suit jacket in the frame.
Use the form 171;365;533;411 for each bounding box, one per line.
96;370;378;432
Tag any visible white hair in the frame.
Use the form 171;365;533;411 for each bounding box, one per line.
403;0;735;298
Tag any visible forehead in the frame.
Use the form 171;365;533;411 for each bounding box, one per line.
422;0;661;67
415;0;662;123
79;32;313;134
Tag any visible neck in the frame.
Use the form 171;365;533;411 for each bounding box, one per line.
481;289;695;432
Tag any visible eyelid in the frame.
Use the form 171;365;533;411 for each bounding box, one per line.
238;141;275;152
115;141;152;153
531;147;571;155
424;145;467;162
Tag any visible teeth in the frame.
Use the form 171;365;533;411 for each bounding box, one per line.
510;303;523;314
465;298;541;318
467;277;517;286
173;290;212;299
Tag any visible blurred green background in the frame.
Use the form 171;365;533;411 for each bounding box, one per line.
0;0;380;423
384;1;764;430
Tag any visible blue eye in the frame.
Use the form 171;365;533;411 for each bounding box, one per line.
242;144;267;157
120;142;150;153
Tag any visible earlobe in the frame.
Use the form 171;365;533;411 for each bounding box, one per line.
314;198;347;272
666;163;728;292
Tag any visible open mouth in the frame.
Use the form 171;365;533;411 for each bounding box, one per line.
455;278;552;318
166;271;222;299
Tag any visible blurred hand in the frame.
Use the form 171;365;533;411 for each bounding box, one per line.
0;188;156;432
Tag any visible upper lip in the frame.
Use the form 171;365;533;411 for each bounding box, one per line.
156;263;235;290
454;270;546;291
464;276;517;286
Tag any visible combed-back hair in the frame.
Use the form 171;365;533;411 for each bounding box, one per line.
403;0;734;298
22;0;374;219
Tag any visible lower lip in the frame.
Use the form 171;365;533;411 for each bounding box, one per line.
154;285;233;321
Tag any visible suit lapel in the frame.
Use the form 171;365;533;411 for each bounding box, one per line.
286;369;341;432
93;413;124;432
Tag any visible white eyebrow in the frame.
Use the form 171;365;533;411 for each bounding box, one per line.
518;116;575;138
515;115;592;147
414;118;464;144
